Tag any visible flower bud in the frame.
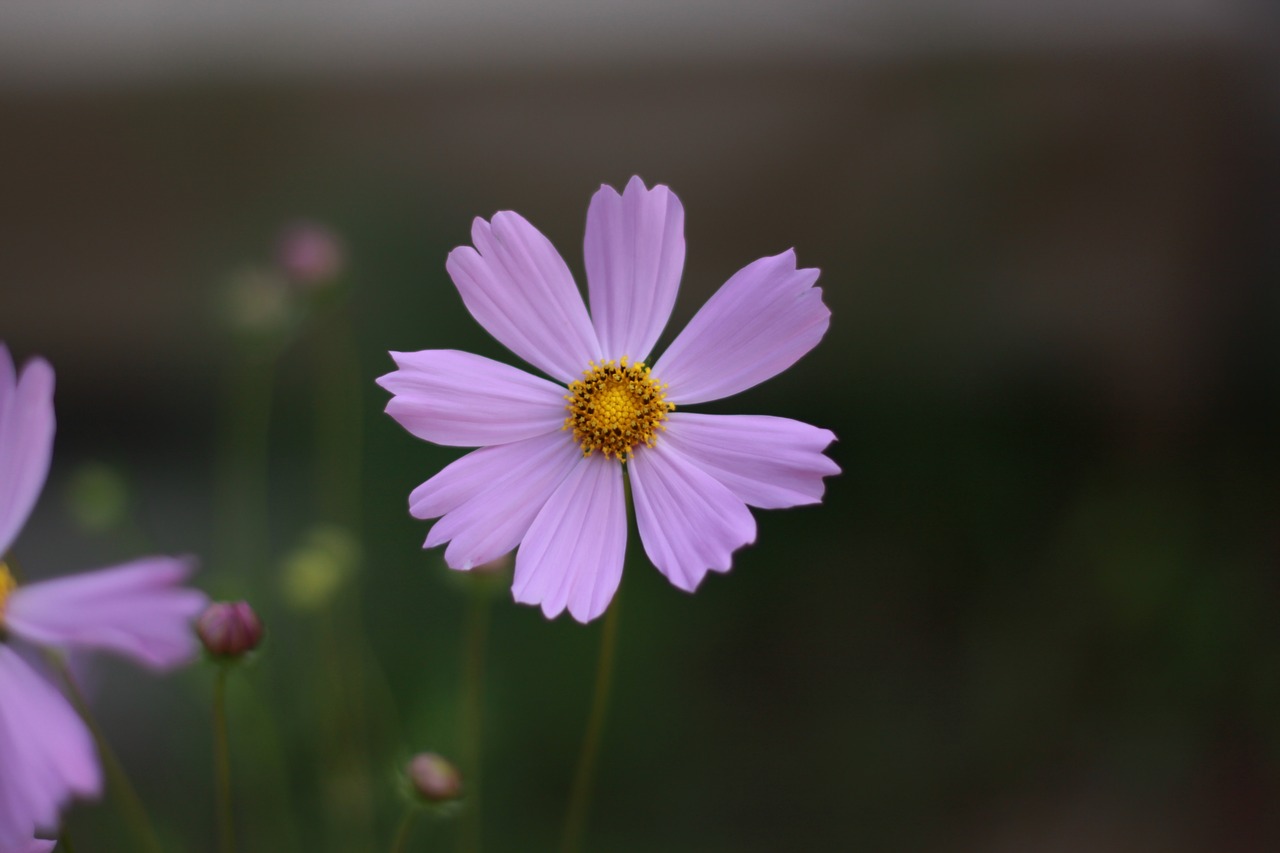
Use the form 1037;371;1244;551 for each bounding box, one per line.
197;601;264;659
406;753;462;804
276;222;344;287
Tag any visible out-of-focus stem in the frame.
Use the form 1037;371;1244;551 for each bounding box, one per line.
216;341;279;583
390;808;419;853
213;665;236;853
457;580;493;853
559;595;622;853
51;656;164;853
311;301;395;850
58;830;76;853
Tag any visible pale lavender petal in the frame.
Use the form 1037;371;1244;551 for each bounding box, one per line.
22;841;57;853
446;212;602;383
585;176;685;361
513;454;626;623
628;442;756;593
653;250;829;405
0;647;100;849
5;558;208;670
418;431;582;570
661;413;839;509
0;346;55;557
378;349;567;447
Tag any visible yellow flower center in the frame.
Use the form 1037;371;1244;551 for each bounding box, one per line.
564;358;674;461
0;562;15;626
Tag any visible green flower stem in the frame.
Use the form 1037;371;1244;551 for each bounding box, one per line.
239;672;303;853
216;340;279;583
390;808;419;853
213;664;236;853
57;830;76;853
311;291;364;532
559;592;622;853
50;655;164;853
458;580;493;853
311;303;384;849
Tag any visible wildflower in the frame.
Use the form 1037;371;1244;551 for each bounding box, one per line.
0;345;207;847
196;601;264;660
378;177;838;623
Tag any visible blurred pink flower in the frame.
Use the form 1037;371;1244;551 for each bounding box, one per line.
380;177;838;623
0;345;208;848
275;221;345;287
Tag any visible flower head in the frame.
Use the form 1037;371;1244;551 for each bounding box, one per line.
378;177;838;623
0;345;208;847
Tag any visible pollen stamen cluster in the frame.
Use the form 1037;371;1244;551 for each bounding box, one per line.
0;563;15;626
564;357;674;461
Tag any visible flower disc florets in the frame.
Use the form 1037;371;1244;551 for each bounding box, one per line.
0;563;15;625
564;357;674;461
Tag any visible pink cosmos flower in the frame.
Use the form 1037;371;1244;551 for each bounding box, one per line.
378;177;838;623
0;345;208;850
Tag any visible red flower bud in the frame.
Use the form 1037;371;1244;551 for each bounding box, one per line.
197;601;264;659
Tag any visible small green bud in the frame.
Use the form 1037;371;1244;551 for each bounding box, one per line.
66;462;130;533
280;525;361;611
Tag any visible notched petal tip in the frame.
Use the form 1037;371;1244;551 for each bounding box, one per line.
447;207;601;381
630;444;756;595
19;355;56;393
469;215;493;245
654;248;831;405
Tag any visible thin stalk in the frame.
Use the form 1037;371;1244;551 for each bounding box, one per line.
239;672;303;853
215;340;279;583
311;302;383;849
213;665;236;853
50;656;164;853
457;581;493;853
559;595;622;853
57;831;76;853
390;808;419;853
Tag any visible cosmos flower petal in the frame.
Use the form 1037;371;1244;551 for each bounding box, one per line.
0;346;55;557
421;432;583;570
629;442;756;593
379;349;568;447
513;454;626;623
5;557;208;671
446;212;602;383
585;176;685;361
22;841;57;853
0;646;100;849
409;430;571;520
654;250;829;405
662;413;839;509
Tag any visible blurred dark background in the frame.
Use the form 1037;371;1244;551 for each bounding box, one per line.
2;2;1279;851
